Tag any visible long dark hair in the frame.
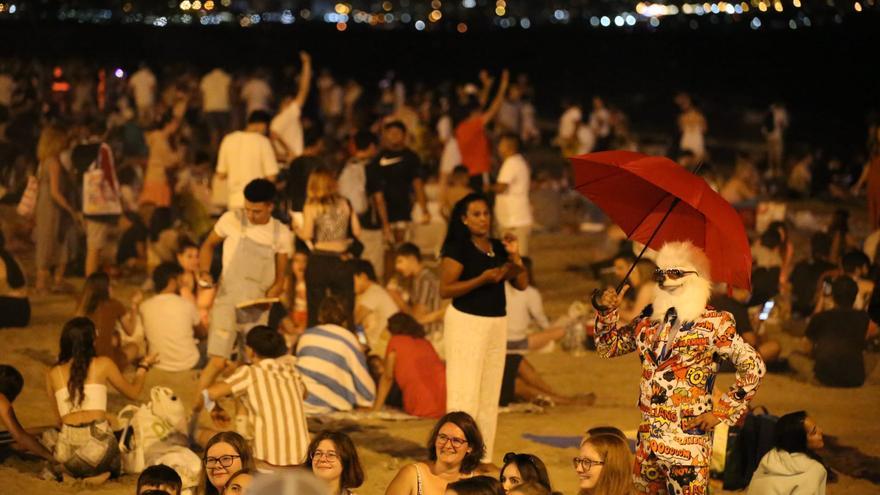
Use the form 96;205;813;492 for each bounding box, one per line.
308;430;365;493
501;452;553;492
441;193;491;256
78;271;111;316
774;411;835;481
57;317;97;407
427;411;485;473
0;231;25;289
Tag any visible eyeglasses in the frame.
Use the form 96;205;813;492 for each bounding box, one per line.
205;454;241;468
436;433;468;449
653;269;698;282
311;450;340;463
572;457;605;470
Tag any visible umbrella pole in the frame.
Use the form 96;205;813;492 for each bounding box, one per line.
613;160;704;293
615;196;682;293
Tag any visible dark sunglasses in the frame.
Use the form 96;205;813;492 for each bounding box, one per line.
653;268;698;282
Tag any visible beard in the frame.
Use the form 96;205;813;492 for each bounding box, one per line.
651;276;711;323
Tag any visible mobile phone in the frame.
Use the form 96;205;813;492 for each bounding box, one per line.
758;300;775;321
355;325;368;346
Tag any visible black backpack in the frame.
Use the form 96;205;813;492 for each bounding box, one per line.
723;406;778;490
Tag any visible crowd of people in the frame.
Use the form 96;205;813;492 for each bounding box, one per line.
0;51;878;495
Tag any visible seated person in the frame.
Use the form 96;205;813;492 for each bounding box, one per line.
814;250;874;313
353;260;399;354
501;259;595;407
802;276;870;387
0;365;53;460
441;165;474;221
137;464;183;495
720;157;759;206
140;262;207;372
611;255;657;322
0;231;29;328
76;272;139;370
176;237;216;328
789;233;835;317
373;313;446;418
296;296;376;413
196;326;310;470
275;251;309;348
116;210;149;275
388;242;445;348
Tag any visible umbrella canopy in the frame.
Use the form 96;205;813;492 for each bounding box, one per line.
571;150;752;290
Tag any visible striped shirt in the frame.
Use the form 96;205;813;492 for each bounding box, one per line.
224;356;310;466
295;324;376;414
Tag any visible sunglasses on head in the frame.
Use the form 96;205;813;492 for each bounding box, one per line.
653;268;698;282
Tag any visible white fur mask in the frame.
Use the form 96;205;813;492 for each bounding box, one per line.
651;241;712;323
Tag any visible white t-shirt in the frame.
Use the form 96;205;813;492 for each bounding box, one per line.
200;69;232;112
214;211;293;272
216;131;279;209
505;284;550;344
128;68;156;108
338;158;368;215
269;102;303;160
140;293;200;372
558;106;582;141
241;78;272;116
495;154;532;228
358;283;399;333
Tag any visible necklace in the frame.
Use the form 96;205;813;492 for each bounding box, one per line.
472;238;495;257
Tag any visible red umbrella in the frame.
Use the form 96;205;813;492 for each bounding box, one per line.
570;150;752;291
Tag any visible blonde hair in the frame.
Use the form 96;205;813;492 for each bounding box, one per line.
36;125;69;162
579;435;634;495
306;168;339;205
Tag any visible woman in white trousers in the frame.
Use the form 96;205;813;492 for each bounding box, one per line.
439;193;528;465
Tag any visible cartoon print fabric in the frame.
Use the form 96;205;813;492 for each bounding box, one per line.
596;304;766;494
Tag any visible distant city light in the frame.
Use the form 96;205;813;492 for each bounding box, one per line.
415;19;425;30
114;68;124;78
462;0;476;7
750;17;762;28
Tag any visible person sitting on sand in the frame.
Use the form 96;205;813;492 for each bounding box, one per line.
0;231;30;329
747;411;832;495
46;317;159;484
499;452;553;494
137;464;183;495
386;411;489;495
573;433;634;495
0;365;53;460
446;476;505;495
308;430;366;495
373;313;446;418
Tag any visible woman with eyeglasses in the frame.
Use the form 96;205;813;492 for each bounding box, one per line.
499;452;552;494
199;431;255;495
573;434;634;495
309;430;365;495
386;411;487;495
440;194;528;466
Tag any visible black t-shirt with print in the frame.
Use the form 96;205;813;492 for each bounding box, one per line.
443;238;509;317
366;148;421;223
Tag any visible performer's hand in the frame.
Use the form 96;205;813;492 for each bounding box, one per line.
686;412;721;431
598;285;629;310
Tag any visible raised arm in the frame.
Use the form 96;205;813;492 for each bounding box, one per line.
481;69;510;124
294;51;312;109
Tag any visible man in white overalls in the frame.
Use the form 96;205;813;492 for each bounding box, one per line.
196;179;292;394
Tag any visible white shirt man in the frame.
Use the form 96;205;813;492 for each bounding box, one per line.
140;263;204;372
213;209;293;272
270;102;303;162
494;135;533;255
241;76;272;116
354;262;399;355
200;68;232;113
216;122;279;209
128;66;156;111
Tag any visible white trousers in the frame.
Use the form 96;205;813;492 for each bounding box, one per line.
444;304;507;462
